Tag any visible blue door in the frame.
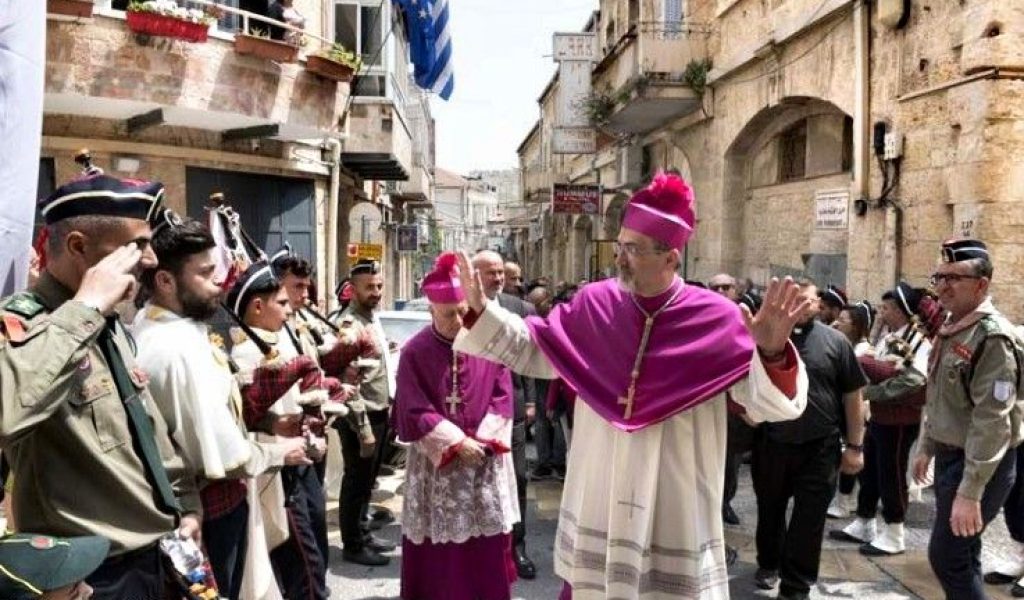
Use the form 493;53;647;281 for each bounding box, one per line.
185;167;317;264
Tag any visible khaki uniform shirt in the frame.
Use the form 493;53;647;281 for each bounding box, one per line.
922;299;1024;500
334;304;392;414
0;273;201;555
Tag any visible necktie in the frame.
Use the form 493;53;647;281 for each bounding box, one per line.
97;318;182;515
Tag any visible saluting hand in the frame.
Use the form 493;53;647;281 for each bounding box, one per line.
73;243;143;315
740;276;811;357
455;251;487;314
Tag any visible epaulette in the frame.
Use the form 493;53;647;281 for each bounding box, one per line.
0;292;46;319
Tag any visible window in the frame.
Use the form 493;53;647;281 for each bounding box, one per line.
665;0;685;24
778;120;807;182
334;1;386;69
841;115;854;172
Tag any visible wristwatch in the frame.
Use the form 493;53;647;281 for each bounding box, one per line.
846;443;864;453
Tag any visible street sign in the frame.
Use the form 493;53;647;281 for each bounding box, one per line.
814;189;849;230
557;61;592;128
347;243;383;261
552;128;597;154
553;33;598;61
552;183;601;215
397;225;418;252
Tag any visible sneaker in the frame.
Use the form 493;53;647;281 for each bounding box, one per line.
754;568;779;590
827;492;856;519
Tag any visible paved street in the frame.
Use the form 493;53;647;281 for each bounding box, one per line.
324;445;1022;600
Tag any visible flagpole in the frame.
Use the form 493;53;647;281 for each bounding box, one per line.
0;3;46;295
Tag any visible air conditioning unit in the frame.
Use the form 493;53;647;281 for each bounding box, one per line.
385;180;404;194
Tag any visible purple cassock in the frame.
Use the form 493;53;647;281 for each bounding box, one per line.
526;276;756;433
395;325;519;600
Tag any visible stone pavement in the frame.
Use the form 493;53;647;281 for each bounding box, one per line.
325;458;1022;599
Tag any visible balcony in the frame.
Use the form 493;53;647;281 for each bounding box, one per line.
591;21;710;135
44;9;351;143
521;165;569;202
341;98;414;181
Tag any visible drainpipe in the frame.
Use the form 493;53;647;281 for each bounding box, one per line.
851;0;879;287
324;138;342;313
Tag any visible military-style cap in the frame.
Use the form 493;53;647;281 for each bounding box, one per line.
818;284;848;309
942;238;989;263
226;261;279;316
350;259;381;276
848;301;875;331
39;174;164;225
883;281;922;318
0;534;109;599
738;291;762;315
150;206;184;238
270;242;294;272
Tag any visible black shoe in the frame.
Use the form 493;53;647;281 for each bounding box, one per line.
552;466;566;481
725;545;738;567
859;542;903;557
985;572;1018;585
1012;580;1024;598
777;592;809;600
514;546;536;580
828;529;867;543
364;533;397;552
754;568;779;590
722;504;741;526
343;547;390;566
530;466;554;481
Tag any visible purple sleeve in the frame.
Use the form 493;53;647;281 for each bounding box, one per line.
394;340;445;443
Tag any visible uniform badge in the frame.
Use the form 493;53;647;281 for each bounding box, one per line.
30;536;55;550
952;342;973;361
130;367;150;388
994;381;1015;403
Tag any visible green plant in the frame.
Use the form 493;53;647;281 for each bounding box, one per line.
580;90;617;127
682;58;713;96
318;43;362;70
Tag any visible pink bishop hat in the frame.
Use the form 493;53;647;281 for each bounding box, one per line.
621;171;696;249
421;252;465;304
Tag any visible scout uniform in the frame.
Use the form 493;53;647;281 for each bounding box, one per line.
922;239;1024;598
228;262;329;600
0;533;109;599
329;259;396;566
0;175;201;598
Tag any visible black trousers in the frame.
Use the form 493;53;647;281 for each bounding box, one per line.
724;413;757;506
855;421;919;524
929;446;1016;600
272;465;328;600
204;500;249;600
87;544;170;600
534;382;567;470
1001;444;1024;542
753;435;841;597
337;408;390;549
511;420;528;548
838;473;857;495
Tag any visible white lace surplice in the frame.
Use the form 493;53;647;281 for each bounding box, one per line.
401;413;520;545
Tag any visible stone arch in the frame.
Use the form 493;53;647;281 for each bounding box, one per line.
720;96;853;284
604;193;628;239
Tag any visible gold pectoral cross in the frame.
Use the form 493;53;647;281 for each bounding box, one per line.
619;316;655;420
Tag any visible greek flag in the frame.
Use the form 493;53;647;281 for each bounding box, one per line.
396;0;454;100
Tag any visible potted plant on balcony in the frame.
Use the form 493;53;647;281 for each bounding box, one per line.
305;43;361;83
126;0;216;43
47;0;94;18
234;28;301;63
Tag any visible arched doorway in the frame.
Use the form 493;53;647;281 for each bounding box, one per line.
572;215;594;282
721;96;854;286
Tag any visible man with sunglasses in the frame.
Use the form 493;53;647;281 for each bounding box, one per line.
913;238;1024;599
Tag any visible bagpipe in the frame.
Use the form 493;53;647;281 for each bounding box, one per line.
881;293;946;369
206;192;371;442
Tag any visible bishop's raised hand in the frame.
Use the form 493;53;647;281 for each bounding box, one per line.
740;276;811;357
455;250;487;313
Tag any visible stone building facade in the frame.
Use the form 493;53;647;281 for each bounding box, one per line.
43;0;435;309
517;0;1024;322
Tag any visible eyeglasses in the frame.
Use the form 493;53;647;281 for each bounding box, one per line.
930;273;982;286
613;241;666;257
